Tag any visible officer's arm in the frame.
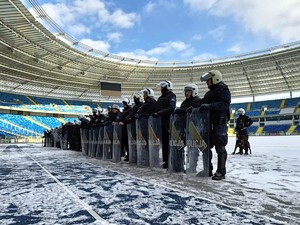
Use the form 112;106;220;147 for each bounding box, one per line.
156;95;176;116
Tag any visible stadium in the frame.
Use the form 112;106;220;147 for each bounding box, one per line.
0;1;299;225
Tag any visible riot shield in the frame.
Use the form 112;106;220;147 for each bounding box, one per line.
136;117;149;167
127;122;137;163
186;109;210;177
96;126;104;159
80;128;89;155
169;113;186;173
148;116;163;169
103;124;113;160
112;124;122;163
61;133;68;150
90;127;99;158
88;129;93;157
52;130;58;148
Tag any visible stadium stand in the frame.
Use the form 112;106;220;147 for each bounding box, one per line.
0;1;299;141
0;92;299;142
230;97;300;136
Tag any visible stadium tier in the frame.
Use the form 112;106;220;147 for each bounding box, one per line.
0;90;299;140
0;91;107;114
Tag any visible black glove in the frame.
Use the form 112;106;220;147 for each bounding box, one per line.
199;104;210;113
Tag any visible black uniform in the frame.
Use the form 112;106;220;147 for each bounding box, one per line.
136;97;157;118
155;90;176;168
174;95;202;139
125;100;143;124
119;106;132;158
200;82;231;176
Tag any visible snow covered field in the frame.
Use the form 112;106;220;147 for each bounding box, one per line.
0;136;299;225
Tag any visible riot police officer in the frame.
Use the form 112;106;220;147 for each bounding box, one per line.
154;80;176;169
235;108;253;154
199;70;231;180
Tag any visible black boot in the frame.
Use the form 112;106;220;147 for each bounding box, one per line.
212;146;227;180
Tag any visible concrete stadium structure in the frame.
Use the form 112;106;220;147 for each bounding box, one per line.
1;0;300;102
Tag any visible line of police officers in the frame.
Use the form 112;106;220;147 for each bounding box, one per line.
44;70;231;181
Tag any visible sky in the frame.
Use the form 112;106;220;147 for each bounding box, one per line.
23;0;300;63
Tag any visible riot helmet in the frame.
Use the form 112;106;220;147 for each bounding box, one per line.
141;88;155;98
200;70;223;85
237;108;245;116
156;80;173;90
184;83;198;97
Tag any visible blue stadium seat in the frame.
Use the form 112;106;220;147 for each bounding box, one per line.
285;97;300;107
263;124;290;133
264;109;280;115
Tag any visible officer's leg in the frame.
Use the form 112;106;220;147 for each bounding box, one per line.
162;129;169;168
212;146;227;180
211;124;228;180
244;135;249;155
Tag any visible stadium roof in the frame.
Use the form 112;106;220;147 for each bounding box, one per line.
1;0;300;102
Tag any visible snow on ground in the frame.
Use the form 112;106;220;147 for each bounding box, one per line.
0;136;299;225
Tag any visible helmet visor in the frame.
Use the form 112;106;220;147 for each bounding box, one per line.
200;72;212;82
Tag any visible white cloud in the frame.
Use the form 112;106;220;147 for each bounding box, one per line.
192;33;204;41
107;32;123;43
68;23;91;36
37;3;76;27
192;53;217;61
80;38;110;52
109;9;140;29
117;41;193;61
31;0;139;38
73;0;106;15
147;41;192;56
144;2;156;13
183;0;217;11
184;0;300;43
117;50;158;61
227;43;241;53
208;25;226;42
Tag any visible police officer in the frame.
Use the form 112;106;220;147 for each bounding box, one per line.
124;93;143;123
105;104;121;124
154;80;176;169
78;114;90;128
118;98;132;160
176;83;201;114
90;108;99;125
136;88;157;118
199;70;231;180
235;108;253;154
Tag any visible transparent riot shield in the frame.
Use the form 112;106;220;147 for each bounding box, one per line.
44;137;47;147
60;136;63;150
148;116;163;168
52;130;58;148
112;124;122;163
103;124;113;160
169;113;186;173
46;137;50;147
61;133;68;150
186;109;210;177
127;122;137;163
80;128;89;155
88;129;93;157
136;117;149;167
90;127;99;158
96;126;104;159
